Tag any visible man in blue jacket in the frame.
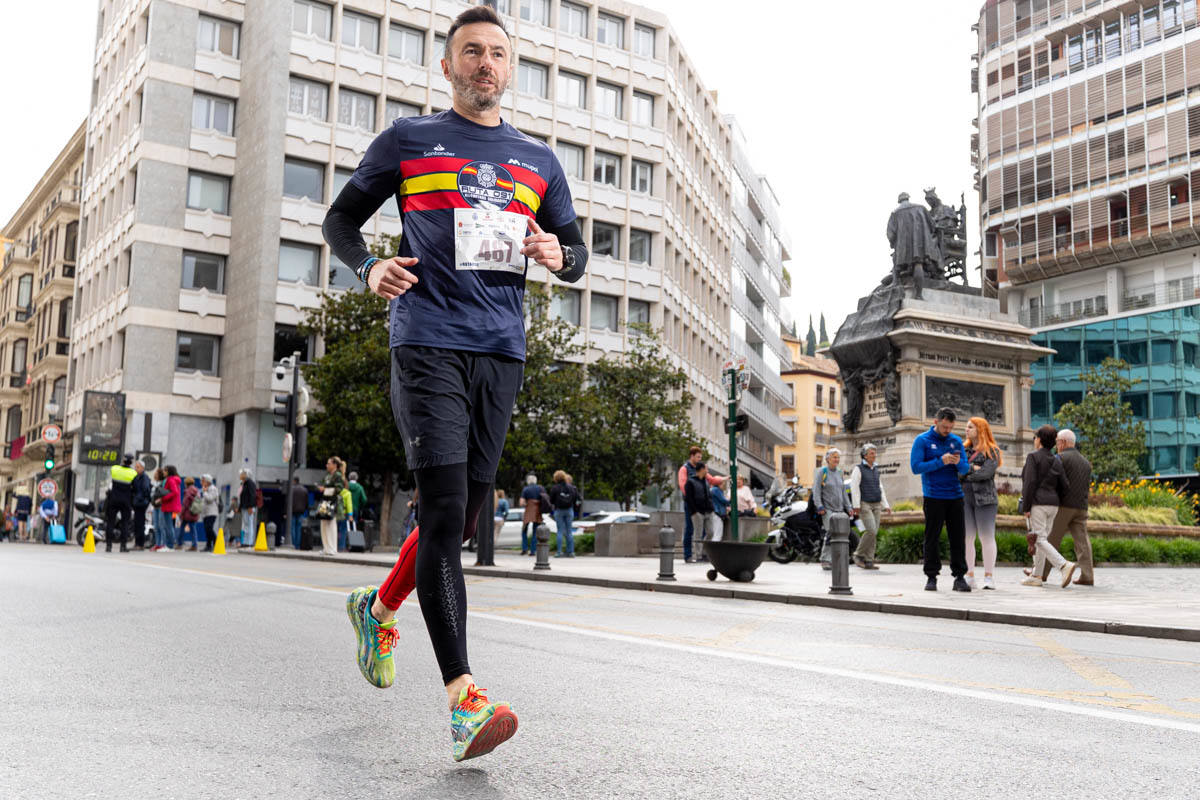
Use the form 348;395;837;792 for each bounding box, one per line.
910;407;972;592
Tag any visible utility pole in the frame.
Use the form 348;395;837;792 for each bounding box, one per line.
723;359;749;542
275;353;302;549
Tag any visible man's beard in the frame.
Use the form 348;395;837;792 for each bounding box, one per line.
450;68;507;111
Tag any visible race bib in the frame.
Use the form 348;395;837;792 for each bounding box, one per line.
454;208;528;273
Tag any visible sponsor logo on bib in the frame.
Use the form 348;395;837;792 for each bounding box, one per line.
457;160;515;210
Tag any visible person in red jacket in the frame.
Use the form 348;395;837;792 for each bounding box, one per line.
159;465;182;551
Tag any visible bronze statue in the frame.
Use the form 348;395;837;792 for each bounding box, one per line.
924;187;968;284
886;192;941;299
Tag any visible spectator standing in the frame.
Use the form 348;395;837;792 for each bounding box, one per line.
105;455;137;553
910;408;972;592
849;443;891;570
179;476;202;551
200;474;220;552
962;417;1001;590
337;460;353;551
15;492;31;541
677;446;724;563
566;473;582;522
1040;429;1095;586
238;469;258;547
685;461;720;561
813;448;851;570
1020;425;1077;588
548;470;577;558
402;488;419;540
160;465;182;552
290;477;309;549
150;468;169;551
348;471;368;526
710;478;731;543
318;457;344;556
736;475;758;517
492;488;509;543
131;460;151;550
518;474;543;556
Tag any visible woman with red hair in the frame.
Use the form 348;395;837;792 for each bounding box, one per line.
962;416;1002;590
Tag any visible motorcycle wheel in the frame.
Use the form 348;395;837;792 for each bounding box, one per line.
75;527;85;547
767;541;798;564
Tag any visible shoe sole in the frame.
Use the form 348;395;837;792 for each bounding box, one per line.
345;586;390;689
457;706;519;762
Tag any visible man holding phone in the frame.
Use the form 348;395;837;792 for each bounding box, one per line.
910;407;972;592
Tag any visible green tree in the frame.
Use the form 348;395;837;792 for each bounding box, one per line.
298;284;409;544
805;316;817;356
1054;357;1147;481
582;325;697;508
495;283;589;494
818;313;829;346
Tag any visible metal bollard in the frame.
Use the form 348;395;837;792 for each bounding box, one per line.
534;524;551;570
657;525;676;581
827;512;853;595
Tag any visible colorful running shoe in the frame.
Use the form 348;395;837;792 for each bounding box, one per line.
450;685;518;762
345;586;397;689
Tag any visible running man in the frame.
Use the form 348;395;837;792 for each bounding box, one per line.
322;5;586;762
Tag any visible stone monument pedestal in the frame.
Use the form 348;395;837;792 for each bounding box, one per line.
832;288;1052;503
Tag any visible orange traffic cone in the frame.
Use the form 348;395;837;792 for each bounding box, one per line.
213;527;225;555
253;522;268;551
82;525;96;553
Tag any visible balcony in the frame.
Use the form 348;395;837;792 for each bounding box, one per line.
739;389;793;445
732;335;791;403
1120;277;1200;313
815;433;832;446
1019;295;1108;328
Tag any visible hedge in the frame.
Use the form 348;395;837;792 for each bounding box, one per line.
875;523;1200;565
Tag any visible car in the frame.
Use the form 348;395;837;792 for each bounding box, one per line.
572;510;651;531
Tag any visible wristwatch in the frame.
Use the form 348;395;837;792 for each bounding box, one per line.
559;246;576;272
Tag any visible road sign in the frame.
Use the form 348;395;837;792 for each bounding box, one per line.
41;424;62;444
38;478;57;499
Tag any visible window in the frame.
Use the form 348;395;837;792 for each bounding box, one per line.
781;454;795;477
551;288;581;324
632;91;653;126
328;254;358;289
11;339;27;374
181;251;225;293
555;141;585;179
627;298;650;326
51;377;65;410
1125;392;1148;418
518;61;548;97
5;406;21;443
815;385;823;406
590;292;618;330
389;23;424;64
288;76;328;120
278;241;320;285
592;222;619;257
176;333;220;375
63;221;78;262
338;88;376;131
829;387;837;409
222;415;234;463
1153;391;1178;418
197;15;239;57
385;99;422;123
293;0;332;39
1152;338;1176;363
629;229;651;264
633;23;655;58
559;1;588;37
186;171;230;214
274;324;311;363
192;93;234;135
520;0;549;26
16;275;32;309
632;160;651;193
434;33;446;59
57;299;72;339
596;81;622;118
283;158;325;201
597;12;624;48
557;70;586;108
342;11;379;52
332;168;353;200
594;150;620;187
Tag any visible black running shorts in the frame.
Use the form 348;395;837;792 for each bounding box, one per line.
389;345;523;482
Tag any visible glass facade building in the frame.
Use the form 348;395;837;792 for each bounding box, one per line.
1030;305;1200;476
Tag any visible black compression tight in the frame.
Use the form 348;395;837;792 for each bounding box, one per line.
413;463;491;685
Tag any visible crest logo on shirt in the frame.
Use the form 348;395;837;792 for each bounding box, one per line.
457;160;515;210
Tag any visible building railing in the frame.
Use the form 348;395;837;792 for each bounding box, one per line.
815;433;832;446
1120;278;1200;312
740;389;793;444
1019;295;1108;328
732;334;792;404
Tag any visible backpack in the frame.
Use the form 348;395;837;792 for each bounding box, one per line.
553;483;575;510
188;490;204;518
538;489;552;515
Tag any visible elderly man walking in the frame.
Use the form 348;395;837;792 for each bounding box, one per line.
849;443;890;570
1040;429;1095;586
814;448;852;571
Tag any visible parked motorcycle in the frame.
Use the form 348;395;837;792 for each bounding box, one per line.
765;481;859;564
72;497;153;547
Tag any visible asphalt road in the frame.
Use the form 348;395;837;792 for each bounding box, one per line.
2;545;1199;799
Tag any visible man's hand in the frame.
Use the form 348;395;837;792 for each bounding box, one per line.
368;256;419;299
522;218;562;272
941;452;959;465
852;507;860;516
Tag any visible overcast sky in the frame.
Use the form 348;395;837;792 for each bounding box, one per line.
0;0;979;344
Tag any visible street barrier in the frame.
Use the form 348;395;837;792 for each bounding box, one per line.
827;512;853;595
534;525;551;570
657;525;676;581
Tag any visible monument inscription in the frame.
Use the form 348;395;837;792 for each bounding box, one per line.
924;376;1005;425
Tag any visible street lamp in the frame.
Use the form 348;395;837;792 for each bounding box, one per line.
45;401;60;422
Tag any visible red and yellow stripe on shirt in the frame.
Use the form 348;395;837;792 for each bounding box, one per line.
399;156;545;217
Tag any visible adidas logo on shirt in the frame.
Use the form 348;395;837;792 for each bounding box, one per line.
433;143;445;151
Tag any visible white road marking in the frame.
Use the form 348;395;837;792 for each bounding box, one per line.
120;561;1200;735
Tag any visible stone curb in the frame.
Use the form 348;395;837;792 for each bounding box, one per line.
236;549;1200;643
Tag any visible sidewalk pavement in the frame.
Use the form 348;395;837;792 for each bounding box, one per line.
238;548;1200;643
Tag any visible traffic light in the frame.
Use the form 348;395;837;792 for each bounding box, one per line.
43;444;55;471
272;393;295;429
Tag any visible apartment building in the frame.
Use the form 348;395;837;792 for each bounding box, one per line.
726;118;792;488
976;0;1200;476
0;123;85;509
775;334;841;482
70;0;783;496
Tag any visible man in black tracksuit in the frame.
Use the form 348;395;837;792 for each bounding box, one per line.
131;460;152;550
685;462;719;562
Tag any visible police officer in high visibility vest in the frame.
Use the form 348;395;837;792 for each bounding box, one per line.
106;454;137;553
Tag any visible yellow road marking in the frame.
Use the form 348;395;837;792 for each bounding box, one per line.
712;617;769;648
1026;632;1133;689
